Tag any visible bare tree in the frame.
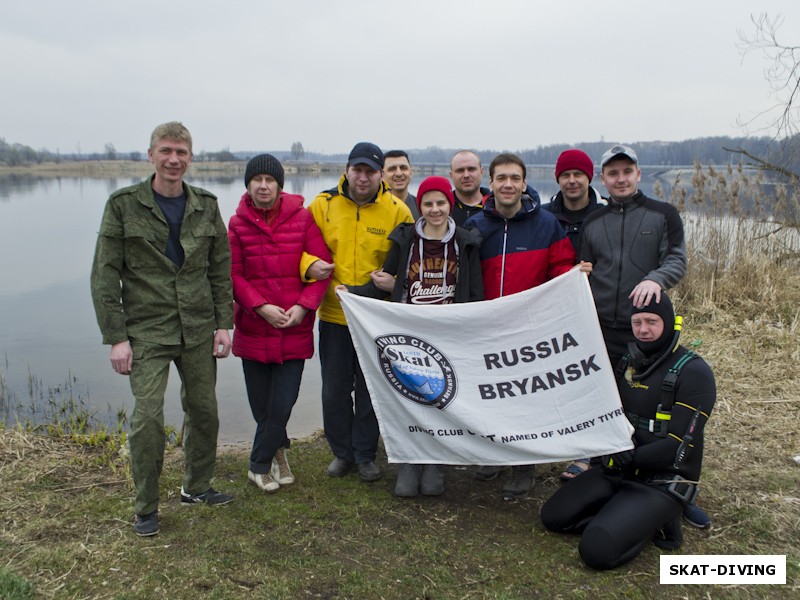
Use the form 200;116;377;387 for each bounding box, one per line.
290;141;305;162
728;13;800;178
737;13;800;139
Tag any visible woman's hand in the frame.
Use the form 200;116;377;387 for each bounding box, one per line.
255;303;288;328
282;304;309;328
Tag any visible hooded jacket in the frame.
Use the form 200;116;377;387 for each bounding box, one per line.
228;192;331;363
308;175;413;325
347;219;484;303
579;191;686;329
464;188;575;299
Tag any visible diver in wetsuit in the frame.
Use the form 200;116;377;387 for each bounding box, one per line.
540;294;716;570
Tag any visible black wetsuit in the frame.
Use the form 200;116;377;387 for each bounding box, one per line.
541;345;716;570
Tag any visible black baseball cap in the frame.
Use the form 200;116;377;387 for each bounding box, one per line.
348;142;384;170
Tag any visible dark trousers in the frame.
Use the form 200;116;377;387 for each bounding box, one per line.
242;358;304;474
318;320;378;464
541;467;683;570
600;324;636;369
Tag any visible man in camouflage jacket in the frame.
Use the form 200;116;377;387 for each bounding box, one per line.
90;122;233;536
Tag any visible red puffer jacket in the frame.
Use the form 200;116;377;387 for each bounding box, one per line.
228;192;331;364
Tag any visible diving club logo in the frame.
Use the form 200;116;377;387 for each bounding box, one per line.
374;334;457;409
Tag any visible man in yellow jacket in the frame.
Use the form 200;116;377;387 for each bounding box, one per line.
308;142;413;481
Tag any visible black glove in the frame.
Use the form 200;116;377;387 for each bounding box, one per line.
602;449;635;471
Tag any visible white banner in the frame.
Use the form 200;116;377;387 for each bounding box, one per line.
339;267;634;465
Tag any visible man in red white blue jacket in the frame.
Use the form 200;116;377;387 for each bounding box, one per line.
465;153;575;299
464;153;575;499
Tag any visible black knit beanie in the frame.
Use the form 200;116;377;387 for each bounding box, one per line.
631;293;675;355
244;153;284;189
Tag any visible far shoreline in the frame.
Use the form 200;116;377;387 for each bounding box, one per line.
0;159;345;178
0;160;722;183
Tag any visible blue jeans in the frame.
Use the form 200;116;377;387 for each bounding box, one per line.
241;358;304;474
318;320;378;464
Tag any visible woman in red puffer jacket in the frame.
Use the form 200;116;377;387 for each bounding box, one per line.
228;154;331;495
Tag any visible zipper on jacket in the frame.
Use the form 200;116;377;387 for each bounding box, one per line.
614;201;625;324
499;220;509;297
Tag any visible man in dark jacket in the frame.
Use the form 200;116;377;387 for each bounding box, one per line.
544;148;607;481
450;150;491;226
580;145;686;367
579;145;708;527
91;122;234;537
543;148;606;257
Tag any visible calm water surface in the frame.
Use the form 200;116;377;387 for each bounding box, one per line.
0;170;660;443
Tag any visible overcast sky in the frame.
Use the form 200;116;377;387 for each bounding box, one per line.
2;1;798;156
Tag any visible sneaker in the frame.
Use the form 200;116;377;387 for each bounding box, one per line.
133;511;159;537
683;502;712;529
180;487;234;506
271;448;295;485
357;461;383;482
326;457;354;477
501;465;535;500
248;470;279;493
474;465;504;481
394;464;421;497
420;464;445;496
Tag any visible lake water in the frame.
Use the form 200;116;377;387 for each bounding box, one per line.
0;169;662;443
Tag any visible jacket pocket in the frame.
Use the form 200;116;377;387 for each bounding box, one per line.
629;229;660;277
123;222;166;267
183;219;218;267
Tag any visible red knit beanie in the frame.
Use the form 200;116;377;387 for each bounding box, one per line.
416;176;455;213
555;149;594;182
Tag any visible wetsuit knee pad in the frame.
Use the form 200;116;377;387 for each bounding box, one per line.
539;501;562;532
579;527;618;570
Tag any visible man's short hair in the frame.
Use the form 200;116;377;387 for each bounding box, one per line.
489;153;526;180
150;122;192;153
450;149;481;170
385;150;410;162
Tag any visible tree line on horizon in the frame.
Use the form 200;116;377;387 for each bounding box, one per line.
2;133;799;177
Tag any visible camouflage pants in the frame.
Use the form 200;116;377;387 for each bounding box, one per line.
129;338;219;515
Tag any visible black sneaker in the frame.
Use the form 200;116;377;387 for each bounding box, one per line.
133;511;159;536
180;487;234;506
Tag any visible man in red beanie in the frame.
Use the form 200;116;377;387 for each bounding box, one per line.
543;149;606;258
543;148;607;482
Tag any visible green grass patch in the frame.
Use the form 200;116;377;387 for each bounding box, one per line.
0;567;35;600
